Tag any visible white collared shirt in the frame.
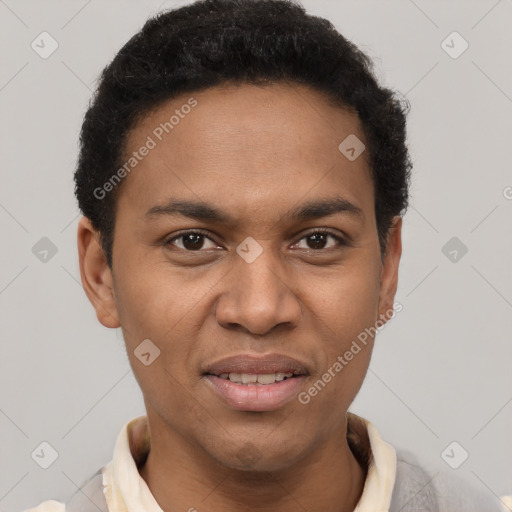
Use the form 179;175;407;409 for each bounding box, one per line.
24;413;511;512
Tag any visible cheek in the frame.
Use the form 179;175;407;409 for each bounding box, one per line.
112;269;195;408
310;253;381;338
302;253;381;397
112;257;219;379
113;252;206;333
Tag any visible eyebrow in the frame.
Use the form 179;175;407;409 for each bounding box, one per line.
144;196;364;224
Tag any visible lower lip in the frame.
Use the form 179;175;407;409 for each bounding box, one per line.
204;375;307;411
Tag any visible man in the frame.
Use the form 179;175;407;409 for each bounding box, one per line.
25;0;510;511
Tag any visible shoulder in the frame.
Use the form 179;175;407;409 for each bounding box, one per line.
391;449;509;512
22;499;65;512
431;470;510;512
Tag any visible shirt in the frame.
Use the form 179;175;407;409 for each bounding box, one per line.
24;413;511;512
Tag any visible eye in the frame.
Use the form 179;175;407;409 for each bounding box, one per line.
293;229;346;251
163;228;346;253
164;230;220;251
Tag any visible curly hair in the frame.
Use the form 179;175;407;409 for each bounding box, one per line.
74;0;412;268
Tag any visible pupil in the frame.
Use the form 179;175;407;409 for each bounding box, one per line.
309;233;326;249
183;234;204;250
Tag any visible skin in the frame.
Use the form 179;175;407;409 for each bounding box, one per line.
78;82;402;512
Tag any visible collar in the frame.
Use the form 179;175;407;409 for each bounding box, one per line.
102;412;396;512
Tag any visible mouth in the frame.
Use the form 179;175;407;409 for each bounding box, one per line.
202;353;310;411
204;370;304;385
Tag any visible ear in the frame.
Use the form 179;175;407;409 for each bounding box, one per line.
77;216;120;328
377;216;402;321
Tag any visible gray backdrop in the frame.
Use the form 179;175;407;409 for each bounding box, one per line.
1;0;511;510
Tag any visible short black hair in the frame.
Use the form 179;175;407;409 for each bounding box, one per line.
74;0;412;268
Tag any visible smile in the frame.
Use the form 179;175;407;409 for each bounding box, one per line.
217;372;294;385
203;373;307;411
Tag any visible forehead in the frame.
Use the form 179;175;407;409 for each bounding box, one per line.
116;82;374;227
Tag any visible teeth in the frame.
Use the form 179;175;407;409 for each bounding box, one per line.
257;373;278;384
218;372;294;384
241;373;257;384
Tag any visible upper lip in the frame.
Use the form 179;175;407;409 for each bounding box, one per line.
203;353;310;376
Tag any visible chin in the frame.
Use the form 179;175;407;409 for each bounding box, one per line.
208;438;304;473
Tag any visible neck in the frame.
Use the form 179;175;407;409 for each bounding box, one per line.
137;412;367;512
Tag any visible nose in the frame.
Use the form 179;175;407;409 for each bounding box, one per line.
215;246;302;336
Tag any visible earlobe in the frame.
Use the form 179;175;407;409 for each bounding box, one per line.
77;216;120;328
377;216;402;322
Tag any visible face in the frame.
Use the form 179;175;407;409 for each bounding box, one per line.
78;82;401;472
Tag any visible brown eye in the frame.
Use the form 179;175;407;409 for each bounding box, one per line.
294;230;345;251
165;231;219;251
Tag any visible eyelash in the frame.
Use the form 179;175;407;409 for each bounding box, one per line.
163;228;346;252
